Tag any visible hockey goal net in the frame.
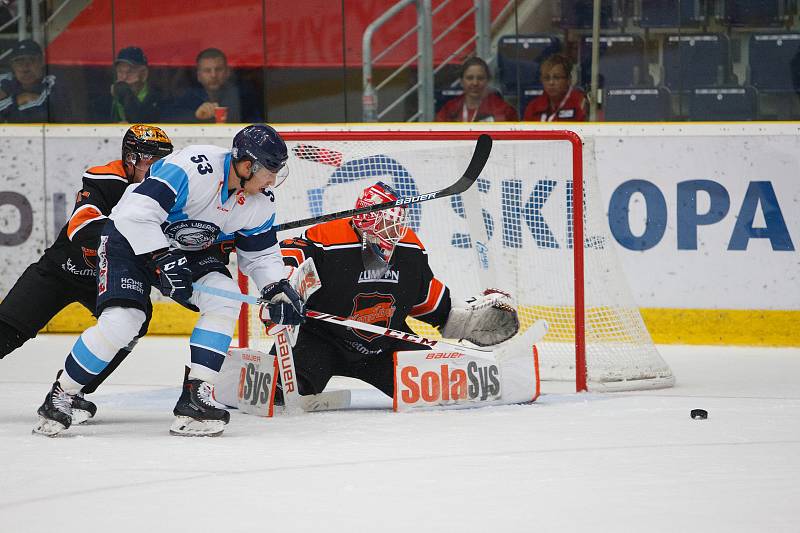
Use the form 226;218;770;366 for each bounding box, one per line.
237;130;674;392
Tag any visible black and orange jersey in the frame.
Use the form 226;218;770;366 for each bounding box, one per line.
43;160;131;283
281;218;452;360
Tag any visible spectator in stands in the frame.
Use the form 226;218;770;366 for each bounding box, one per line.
523;53;587;122
435;57;518;122
0;39;73;122
164;48;244;123
110;46;161;123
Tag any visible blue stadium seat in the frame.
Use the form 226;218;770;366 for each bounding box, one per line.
749;33;800;93
435;88;463;113
496;34;561;93
722;0;787;27
604;87;671;121
662;33;729;90
638;0;704;28
688;87;757;120
558;0;620;29
519;88;544;118
579;35;647;88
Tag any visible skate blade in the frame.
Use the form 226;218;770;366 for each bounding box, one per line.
169;416;225;437
72;409;93;425
32;416;68;437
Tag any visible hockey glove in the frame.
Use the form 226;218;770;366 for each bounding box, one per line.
259;279;306;326
152;249;193;302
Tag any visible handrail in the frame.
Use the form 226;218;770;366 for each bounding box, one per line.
363;0;492;123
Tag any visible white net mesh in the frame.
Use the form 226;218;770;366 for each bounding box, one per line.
240;132;674;391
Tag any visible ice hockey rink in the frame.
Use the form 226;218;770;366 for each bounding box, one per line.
1;334;798;533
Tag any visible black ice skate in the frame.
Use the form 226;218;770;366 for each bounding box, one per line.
71;392;97;425
33;375;73;436
170;378;230;437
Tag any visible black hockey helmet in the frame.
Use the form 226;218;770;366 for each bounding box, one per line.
231;124;288;173
121;124;173;166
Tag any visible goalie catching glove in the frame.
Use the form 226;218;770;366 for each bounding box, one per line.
259;279;306;326
441;288;520;346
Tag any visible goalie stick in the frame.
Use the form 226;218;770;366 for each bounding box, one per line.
274;133;493;232
191;283;548;358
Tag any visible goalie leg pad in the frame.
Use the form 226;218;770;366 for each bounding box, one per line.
214;348;279;417
441;289;520;347
393;342;539;412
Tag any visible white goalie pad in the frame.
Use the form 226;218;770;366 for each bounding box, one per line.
441;288;521;347
392;320;546;411
214;348;279;417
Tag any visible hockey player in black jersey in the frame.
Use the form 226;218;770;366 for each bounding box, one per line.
0;124;173;422
268;181;519;400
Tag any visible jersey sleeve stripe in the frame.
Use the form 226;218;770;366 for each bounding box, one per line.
67;205;106;240
280;247;306;267
82;173;127;183
238;213;275;236
409;277;445;317
236;227;278;252
132;177;179;214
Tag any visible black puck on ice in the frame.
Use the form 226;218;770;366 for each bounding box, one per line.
690;409;708;420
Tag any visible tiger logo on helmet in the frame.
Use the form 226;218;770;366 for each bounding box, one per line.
122;124;173;170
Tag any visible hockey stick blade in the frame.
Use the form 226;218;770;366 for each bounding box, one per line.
274;133;492;232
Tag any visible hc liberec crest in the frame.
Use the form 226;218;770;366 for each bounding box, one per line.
163;220;221;251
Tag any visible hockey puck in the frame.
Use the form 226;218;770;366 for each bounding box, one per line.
690;409;708;420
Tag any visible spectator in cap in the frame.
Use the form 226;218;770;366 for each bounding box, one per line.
0;39;73;123
110;46;162;123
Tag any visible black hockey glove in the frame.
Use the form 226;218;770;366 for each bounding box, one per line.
152;249;193;302
260;279;306;326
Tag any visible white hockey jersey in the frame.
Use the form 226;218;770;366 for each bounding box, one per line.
111;145;284;290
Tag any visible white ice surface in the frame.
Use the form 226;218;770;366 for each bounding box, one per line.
1;335;799;532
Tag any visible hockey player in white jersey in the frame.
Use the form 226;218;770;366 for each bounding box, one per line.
33;124;306;437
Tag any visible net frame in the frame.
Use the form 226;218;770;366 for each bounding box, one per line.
236;130;671;392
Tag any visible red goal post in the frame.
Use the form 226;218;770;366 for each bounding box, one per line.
236;129;673;392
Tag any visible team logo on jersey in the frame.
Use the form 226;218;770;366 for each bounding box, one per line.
75;190;90;203
164;220;221;251
348;292;396;342
81;246;97;269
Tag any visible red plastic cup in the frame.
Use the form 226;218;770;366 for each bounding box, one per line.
214;106;228;123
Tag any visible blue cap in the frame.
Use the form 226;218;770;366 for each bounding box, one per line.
115;46;147;66
9;39;43;60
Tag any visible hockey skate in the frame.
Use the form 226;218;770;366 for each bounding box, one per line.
33;374;73;437
71;392;97;425
170;378;230;437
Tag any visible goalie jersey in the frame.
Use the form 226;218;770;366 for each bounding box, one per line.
280;218;452;359
42;160;131;284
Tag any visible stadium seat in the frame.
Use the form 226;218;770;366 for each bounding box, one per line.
749;33;800;93
435;88;463;113
497;34;561;93
721;0;788;27
604;87;671;121
688;86;757;120
579;35;647;88
662;33;730;90
519;87;544;118
558;0;620;29
638;0;704;28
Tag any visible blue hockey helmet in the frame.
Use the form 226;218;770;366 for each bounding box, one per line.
231;124;288;173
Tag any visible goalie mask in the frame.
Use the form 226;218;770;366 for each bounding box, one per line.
352;181;409;274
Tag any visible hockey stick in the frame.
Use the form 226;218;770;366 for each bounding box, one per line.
192;283;547;358
274;133;493;232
